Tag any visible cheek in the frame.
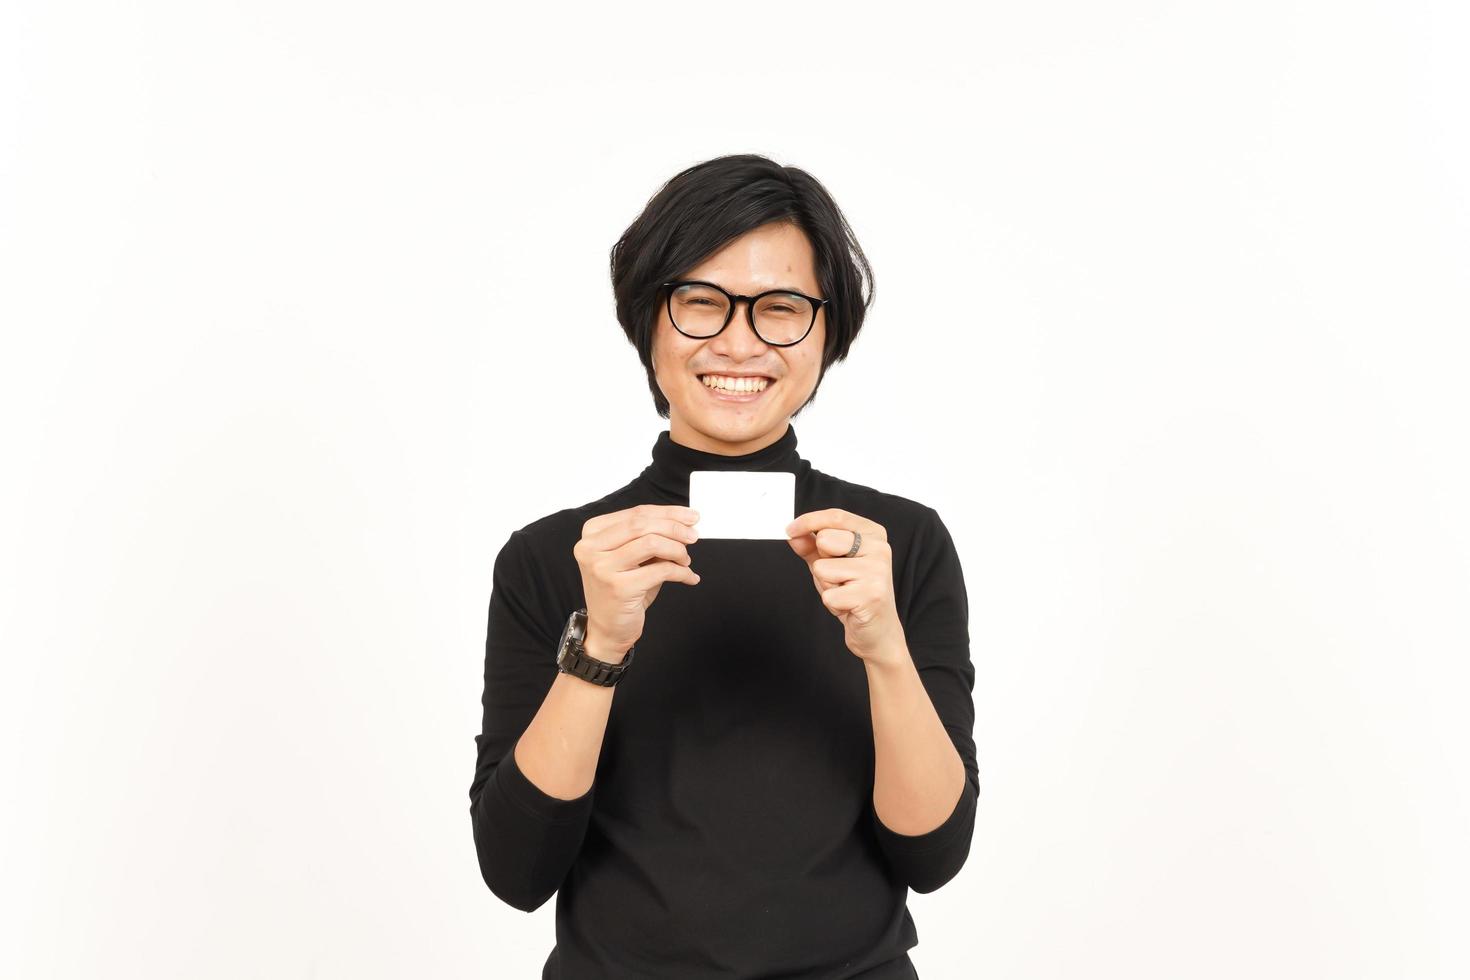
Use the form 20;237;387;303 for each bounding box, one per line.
651;324;673;373
795;350;823;381
655;325;703;372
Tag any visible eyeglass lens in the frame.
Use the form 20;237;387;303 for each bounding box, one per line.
669;283;814;345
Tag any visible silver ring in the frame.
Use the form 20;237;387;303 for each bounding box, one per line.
844;531;862;558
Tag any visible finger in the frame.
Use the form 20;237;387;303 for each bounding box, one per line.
786;531;819;565
606;533;692;572
584;504;699;540
785;508;886;543
785;508;852;540
819;582;862;614
812;527;864;558
784;536;825;592
583;515;700;556
629;559;701;591
811;555;870;586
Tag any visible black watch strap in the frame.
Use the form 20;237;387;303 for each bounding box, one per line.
556;607;634;686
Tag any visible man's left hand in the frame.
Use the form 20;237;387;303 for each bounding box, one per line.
786;508;907;668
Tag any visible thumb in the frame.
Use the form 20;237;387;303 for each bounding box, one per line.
787;533;817;564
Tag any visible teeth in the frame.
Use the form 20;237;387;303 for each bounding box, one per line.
701;374;770;393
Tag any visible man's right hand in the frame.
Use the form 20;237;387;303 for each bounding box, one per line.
573;504;702;662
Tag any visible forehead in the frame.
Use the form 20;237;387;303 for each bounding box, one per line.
682;222;819;294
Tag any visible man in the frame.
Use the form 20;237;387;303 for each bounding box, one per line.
469;154;978;979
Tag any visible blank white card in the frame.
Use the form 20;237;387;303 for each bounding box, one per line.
687;470;795;540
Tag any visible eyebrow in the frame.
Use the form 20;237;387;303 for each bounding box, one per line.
685;278;811;296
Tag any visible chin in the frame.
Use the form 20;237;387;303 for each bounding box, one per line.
693;411;767;432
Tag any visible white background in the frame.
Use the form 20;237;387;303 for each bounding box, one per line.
3;1;1467;977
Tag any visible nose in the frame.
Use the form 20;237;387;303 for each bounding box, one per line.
708;298;769;358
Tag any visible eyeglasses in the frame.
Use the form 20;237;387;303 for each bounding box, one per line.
661;279;827;347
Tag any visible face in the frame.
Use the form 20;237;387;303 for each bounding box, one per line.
651;221;827;456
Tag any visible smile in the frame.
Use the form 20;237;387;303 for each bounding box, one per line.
698;374;774;399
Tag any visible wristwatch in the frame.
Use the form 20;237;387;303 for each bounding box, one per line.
555;606;634;686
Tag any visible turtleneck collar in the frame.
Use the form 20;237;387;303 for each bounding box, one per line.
641;423;811;504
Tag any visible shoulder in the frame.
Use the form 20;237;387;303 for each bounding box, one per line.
508;478;645;552
494;478;649;601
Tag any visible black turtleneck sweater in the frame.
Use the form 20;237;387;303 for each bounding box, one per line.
469;424;979;979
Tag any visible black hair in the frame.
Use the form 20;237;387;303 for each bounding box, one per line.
609;153;874;419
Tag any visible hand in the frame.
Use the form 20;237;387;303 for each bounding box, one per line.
785;508;906;667
574;504;702;660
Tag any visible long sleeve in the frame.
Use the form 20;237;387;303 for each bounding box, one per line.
869;506;980;893
469;528;595;912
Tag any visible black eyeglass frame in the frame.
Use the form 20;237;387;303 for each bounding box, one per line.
660;279;829;348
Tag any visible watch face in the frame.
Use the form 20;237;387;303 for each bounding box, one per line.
555;608;586;670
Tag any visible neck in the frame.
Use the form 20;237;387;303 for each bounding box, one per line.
668;416;792;457
642;420;810;504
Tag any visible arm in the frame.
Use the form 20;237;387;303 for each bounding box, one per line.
468;529;624;912
867;508;980;893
